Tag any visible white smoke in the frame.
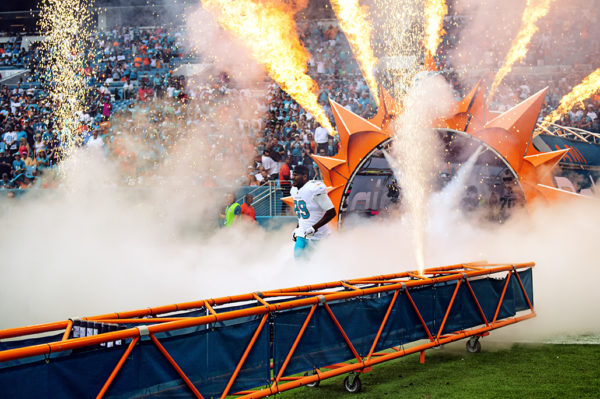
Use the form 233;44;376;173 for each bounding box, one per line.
1;4;598;346
315;195;600;341
0;145;598;343
390;74;455;273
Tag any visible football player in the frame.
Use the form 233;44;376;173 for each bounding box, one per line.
290;165;336;258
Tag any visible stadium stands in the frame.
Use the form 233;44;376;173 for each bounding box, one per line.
0;13;598;193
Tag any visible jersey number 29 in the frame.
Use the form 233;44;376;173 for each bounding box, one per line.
293;200;310;219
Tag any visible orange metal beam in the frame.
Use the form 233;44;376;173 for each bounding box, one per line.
96;336;139;399
492;271;512;323
61;319;73;341
2;263;533;340
241;312;536;398
0;263;535;364
204;301;218;316
464;279;489;327
150;334;204;399
513;270;534;310
0;320;70;340
220;314;269;398
323;303;362;362
436;279;462;341
261;291;343;297
366;289;399;362
92;318;185;324
274;305;317;385
252;293;270;308
341;282;360;291
404;289;434;342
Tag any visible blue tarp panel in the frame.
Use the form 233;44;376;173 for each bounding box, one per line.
0;316;270;399
273;270;533;377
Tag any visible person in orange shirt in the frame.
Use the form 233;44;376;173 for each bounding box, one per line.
133;56;142;69
240;194;256;222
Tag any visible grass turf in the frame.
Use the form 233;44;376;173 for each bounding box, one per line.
276;343;600;398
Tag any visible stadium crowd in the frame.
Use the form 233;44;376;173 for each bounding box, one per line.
0;18;599;191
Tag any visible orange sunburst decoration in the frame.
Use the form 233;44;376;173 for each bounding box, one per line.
329;0;380;106
202;0;335;135
488;0;554;102
283;82;588;224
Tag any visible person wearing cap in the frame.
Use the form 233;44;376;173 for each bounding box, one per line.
36;149;49;170
290;165;336;259
12;153;25;176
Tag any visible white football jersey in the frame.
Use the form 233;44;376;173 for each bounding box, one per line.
290;180;334;240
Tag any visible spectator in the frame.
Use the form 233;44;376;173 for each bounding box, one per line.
36;149;49;170
314;124;329;155
3;128;17;152
262;150;279;180
102;97;113;120
289;133;304;165
123;78;135;99
240;193;256;222
33;134;44;156
22;150;35;168
12;153;25;176
221;192;241;227
0;149;12;176
258;170;270;185
86;130;104;151
301;148;316;179
0;172;11;188
254;166;266;184
17;137;30;157
279;155;292;193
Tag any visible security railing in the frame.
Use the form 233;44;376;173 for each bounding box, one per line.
237;180;293;217
536;122;600;144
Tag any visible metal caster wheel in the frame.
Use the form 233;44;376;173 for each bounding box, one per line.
344;374;362;393
466;337;481;353
303;371;320;388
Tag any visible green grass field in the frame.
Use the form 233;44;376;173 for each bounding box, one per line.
277;343;600;398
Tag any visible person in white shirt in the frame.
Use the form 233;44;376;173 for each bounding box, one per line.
123;79;134;99
261;150;279;180
314;125;329;155
86;130;104;151
290;165;336;259
3;130;17;151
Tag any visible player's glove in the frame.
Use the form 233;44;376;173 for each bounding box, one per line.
304;226;315;238
292;227;301;242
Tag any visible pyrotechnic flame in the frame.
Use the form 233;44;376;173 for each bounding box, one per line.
39;0;93;158
488;0;554;102
423;0;447;59
202;0;334;135
370;0;423;100
329;0;379;106
542;68;600;125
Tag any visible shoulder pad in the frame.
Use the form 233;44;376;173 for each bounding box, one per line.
308;180;327;195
